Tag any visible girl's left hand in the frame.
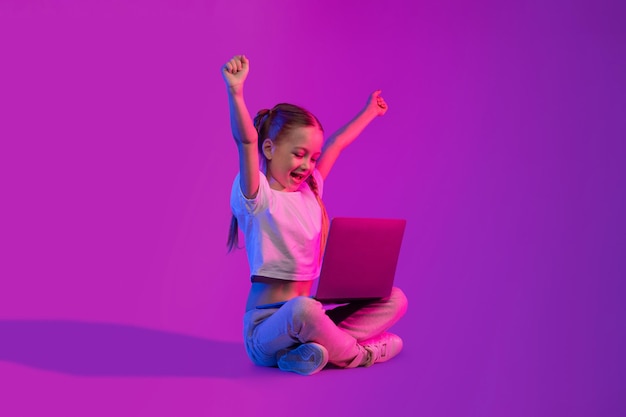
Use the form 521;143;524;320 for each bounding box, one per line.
365;90;388;117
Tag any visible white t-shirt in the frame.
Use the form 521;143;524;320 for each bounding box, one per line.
230;170;324;281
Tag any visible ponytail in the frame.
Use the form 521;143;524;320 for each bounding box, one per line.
253;108;273;155
306;175;330;262
226;215;239;252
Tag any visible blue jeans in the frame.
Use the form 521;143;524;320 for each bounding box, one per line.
243;287;408;368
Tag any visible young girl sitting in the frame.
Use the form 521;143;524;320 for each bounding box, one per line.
222;54;408;375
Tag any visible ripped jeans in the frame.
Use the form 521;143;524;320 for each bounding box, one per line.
243;287;408;368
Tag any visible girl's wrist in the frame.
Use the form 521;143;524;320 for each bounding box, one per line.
360;106;379;121
227;84;245;97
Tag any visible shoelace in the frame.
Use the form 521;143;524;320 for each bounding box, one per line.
378;342;388;359
366;341;388;363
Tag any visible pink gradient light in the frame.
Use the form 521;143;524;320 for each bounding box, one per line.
1;0;624;416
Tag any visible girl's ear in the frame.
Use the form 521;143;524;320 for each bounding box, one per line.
262;138;274;160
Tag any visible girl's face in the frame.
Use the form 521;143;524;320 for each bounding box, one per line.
264;125;324;192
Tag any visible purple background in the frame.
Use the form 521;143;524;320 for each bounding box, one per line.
1;1;625;416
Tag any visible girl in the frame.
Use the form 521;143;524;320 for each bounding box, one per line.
222;55;407;375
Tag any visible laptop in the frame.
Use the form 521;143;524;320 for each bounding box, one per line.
256;217;407;309
313;217;406;304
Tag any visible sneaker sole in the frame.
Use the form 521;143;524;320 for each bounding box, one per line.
277;343;328;375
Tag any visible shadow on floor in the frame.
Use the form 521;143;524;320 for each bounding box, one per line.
0;319;259;378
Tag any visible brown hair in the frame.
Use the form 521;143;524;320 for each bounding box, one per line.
227;103;325;252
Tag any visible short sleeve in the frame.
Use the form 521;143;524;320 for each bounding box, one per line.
230;171;270;216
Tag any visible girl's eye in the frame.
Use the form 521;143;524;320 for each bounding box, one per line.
294;153;304;158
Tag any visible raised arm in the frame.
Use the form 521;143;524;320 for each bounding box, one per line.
222;55;260;198
315;90;388;180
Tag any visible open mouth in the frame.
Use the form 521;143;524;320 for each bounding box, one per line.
290;172;306;181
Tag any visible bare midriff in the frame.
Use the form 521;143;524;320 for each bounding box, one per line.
245;276;314;312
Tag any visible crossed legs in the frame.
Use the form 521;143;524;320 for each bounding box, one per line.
243;287;408;369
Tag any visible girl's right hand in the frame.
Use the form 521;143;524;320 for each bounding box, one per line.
222;55;249;93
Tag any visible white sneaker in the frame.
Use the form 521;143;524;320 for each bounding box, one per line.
361;333;403;366
277;343;329;375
